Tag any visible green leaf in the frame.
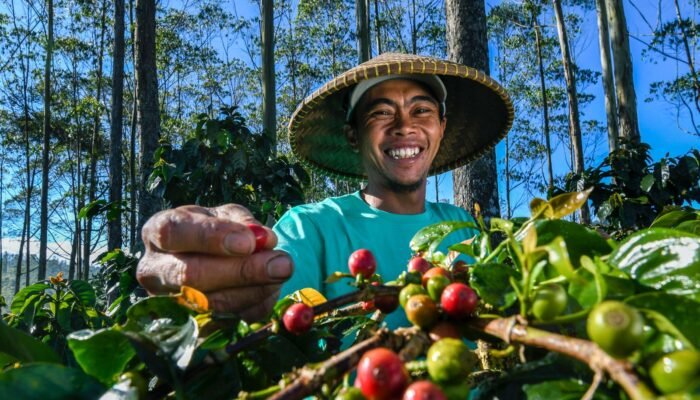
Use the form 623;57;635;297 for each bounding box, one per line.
67;329;136;385
530;197;553;219
567;260;607;309
469;263;519;310
124;297;198;370
10;283;50;315
0;320;60;363
532;220;612;267
490;218;514;234
640;174;655;192
650;209;698;229
547;187;594;219
68;280;96;307
609;228;700;301
523;379;616;400
0;363;105;399
543;236;579;282
676;220;700;235
410;220;478;254
625;292;700;349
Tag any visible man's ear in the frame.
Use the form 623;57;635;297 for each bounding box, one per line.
344;124;359;152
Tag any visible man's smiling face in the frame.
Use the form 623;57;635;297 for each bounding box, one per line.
349;79;446;193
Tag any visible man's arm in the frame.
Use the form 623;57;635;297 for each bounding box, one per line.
137;204;294;321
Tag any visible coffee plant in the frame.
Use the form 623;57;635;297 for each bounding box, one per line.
1;188;699;399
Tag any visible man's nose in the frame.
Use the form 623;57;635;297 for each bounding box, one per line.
391;112;415;136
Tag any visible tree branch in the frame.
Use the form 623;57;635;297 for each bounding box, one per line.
465;317;657;400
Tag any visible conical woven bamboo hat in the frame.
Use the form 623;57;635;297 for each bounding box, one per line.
288;53;514;181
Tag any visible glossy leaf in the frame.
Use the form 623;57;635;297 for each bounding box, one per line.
10;283;50;315
625;292;700;349
650;209;698;229
0;363;104;399
410;220;478;254
0;320;59;363
469;263;519;310
609;228;700;301
547;187;594;219
67;329;135;385
68;280;97;307
531;220;612;266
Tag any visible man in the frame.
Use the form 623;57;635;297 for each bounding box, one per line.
136;53;513;324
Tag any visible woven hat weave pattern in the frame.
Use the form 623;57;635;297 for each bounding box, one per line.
288;53;515;181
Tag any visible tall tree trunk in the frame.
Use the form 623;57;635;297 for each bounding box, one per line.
129;0;137;253
533;13;554;191
0;152;4;300
85;0;108;279
552;0;590;224
374;0;382;55
446;0;501;220
38;0;54;281
135;0;161;239
109;0;125;250
595;0;619;153
356;0;370;61
262;0;276;152
14;218;26;294
532;13;554;192
673;0;700;114
605;0;640;143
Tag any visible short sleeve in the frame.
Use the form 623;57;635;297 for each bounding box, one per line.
273;208;325;297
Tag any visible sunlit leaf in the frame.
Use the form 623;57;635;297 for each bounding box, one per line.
174;285;209;313
609;228;700;302
410;220;478;254
548;187;593;219
529;197;552;219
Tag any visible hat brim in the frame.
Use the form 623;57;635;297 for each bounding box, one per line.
288;53;514;181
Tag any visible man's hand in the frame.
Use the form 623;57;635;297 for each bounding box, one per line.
137;204;293;321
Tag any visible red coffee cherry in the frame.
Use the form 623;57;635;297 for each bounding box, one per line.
246;223;268;253
282;303;314;335
348;249;377;277
407;256;432;275
356;348;408;400
402;380;447;400
441;283;478;319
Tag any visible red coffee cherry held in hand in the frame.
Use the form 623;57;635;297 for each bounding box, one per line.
348;249;377;277
402;380;447;400
246;223;268;253
407;256;432;275
441;283;478;319
282;303;314;335
356;348;408;400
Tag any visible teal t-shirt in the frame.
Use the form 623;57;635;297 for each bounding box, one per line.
273;191;478;328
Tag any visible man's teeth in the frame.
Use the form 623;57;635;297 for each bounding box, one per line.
388;147;420;159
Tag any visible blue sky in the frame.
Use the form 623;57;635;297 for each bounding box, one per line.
435;0;700;215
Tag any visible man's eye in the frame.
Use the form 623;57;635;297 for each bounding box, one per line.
371;110;392;117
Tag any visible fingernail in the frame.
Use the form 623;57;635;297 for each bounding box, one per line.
267;255;292;280
225;232;253;254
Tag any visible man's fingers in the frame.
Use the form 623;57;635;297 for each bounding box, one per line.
136;250;293;293
207;285;281;315
143;207;257;255
212;204;277;250
238;289;280;322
